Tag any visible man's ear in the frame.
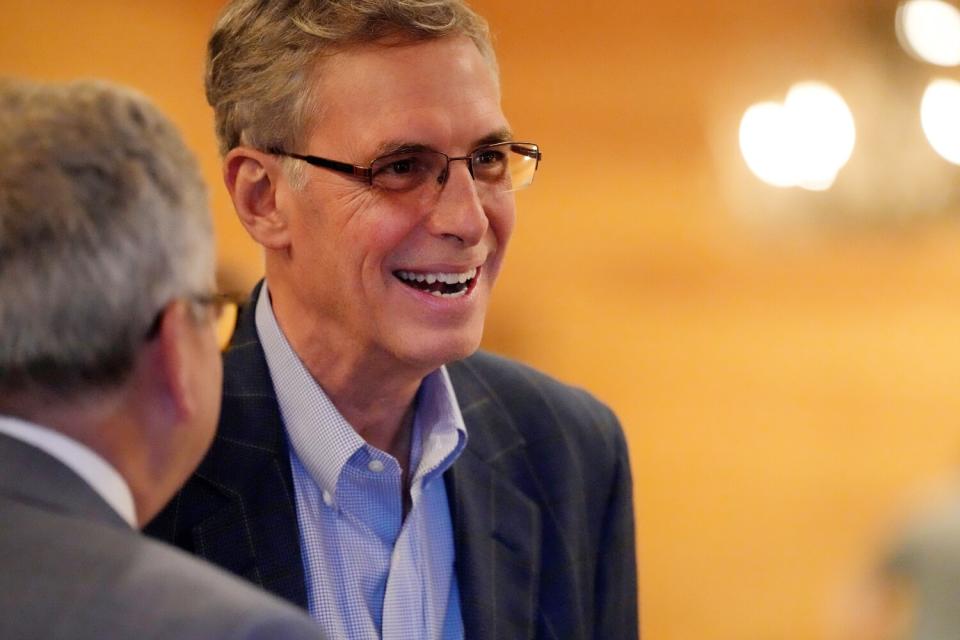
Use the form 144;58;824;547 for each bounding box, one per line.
223;147;291;250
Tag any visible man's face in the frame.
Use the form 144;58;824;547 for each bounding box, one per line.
188;303;223;460
275;35;515;372
145;297;223;526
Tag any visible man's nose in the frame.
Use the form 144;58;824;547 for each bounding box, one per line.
426;160;488;246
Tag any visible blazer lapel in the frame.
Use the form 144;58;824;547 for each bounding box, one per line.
166;282;543;622
446;364;542;640
186;283;308;608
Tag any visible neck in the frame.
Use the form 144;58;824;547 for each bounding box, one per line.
267;280;429;470
295;332;424;455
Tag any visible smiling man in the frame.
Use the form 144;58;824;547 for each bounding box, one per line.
147;2;638;639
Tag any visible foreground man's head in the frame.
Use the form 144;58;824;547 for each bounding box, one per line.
0;78;222;526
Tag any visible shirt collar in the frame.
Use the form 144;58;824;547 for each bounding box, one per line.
0;414;137;527
412;365;467;485
255;281;467;497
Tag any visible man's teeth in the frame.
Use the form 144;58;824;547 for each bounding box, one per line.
395;267;478;298
396;267;477;285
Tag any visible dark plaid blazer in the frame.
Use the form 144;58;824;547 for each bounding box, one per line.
146;284;638;640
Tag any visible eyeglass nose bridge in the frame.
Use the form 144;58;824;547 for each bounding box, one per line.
436;153;476;187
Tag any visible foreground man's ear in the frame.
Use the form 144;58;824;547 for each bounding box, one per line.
224;147;291;250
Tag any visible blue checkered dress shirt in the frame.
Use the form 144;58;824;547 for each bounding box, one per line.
255;284;467;640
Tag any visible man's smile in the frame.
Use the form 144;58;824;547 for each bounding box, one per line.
393;266;480;298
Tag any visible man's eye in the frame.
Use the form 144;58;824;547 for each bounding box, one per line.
371;153;435;191
380;157;419;175
475;149;505;165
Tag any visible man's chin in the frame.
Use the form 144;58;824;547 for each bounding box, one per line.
393;329;483;373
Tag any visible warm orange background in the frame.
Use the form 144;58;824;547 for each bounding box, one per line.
5;1;960;638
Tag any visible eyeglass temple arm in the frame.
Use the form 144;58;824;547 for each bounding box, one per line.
510;144;542;162
269;149;372;181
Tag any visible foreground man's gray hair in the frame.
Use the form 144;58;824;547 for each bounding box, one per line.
0;78;214;396
207;0;496;157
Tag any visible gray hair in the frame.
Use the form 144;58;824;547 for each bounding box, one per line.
0;78;214;396
206;0;497;160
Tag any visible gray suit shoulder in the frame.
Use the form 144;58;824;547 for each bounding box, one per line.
133;533;324;640
0;497;323;640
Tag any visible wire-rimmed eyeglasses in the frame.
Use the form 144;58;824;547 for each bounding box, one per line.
269;141;542;196
145;292;243;351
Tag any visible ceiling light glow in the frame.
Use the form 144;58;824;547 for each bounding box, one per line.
921;78;960;164
897;0;960;67
739;82;856;191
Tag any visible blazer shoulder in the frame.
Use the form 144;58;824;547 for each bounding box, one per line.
0;499;321;640
449;350;626;458
126;535;322;639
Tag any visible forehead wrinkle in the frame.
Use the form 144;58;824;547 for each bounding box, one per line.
303;37;507;163
309;94;506;162
315;41;499;122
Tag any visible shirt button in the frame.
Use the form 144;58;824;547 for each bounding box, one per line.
368;459;385;473
322;490;333;507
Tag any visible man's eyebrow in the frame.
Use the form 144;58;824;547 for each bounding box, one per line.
371;140;432;158
473;128;514;147
370;128;516;159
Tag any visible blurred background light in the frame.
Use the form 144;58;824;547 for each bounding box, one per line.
738;102;795;188
739;82;856;191
921;78;960;164
896;0;960;66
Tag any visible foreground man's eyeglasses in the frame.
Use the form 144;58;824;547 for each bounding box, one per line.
269;141;542;195
145;293;242;351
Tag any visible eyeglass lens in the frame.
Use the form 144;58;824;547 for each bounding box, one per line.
185;293;240;350
369;142;539;195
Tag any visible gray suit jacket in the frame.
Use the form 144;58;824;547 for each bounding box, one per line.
0;431;324;640
147;283;639;639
